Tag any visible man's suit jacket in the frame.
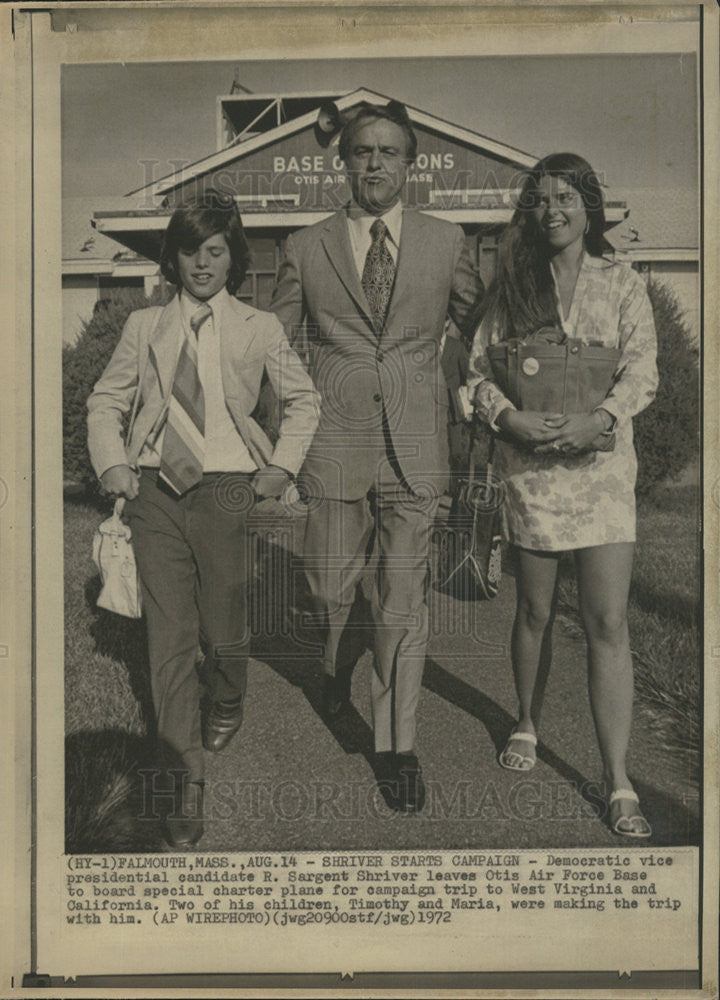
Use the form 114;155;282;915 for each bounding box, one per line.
270;209;483;499
87;294;320;482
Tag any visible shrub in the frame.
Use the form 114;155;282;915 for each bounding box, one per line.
63;286;171;488
634;279;699;493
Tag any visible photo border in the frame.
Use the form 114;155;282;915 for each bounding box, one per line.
3;1;718;994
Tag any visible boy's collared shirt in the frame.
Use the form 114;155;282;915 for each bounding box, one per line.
345;198;403;277
138;287;257;473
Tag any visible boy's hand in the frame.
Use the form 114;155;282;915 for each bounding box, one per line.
252;464;291;499
100;464;139;499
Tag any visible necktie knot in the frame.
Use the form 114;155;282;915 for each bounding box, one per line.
370;218;388;242
190;303;213;336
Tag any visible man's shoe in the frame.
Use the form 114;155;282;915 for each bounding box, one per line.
163;780;204;849
202;697;244;752
320;675;351;717
373;751;401;810
395;753;426;814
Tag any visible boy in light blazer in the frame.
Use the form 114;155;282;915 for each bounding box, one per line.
87;192;320;847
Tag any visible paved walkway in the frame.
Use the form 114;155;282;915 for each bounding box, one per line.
198;509;699;851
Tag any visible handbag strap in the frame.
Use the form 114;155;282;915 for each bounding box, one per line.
104;497;128;529
467;419;495;483
507;343;520;413
467;419;477;482
562;342;570;414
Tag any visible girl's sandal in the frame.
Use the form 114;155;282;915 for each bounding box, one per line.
499;730;537;772
609;789;652;838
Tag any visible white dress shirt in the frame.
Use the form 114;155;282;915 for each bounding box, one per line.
138;287;257;473
345;199;403;278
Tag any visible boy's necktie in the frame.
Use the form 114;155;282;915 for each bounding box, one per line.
159;303;211;495
362;218;395;334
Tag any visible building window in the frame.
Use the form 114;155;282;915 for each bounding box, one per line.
236;236;283;309
98;276;145;291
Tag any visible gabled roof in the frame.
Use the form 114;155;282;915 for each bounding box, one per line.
63;196;156;274
63;196;134;262
605;187;698;256
219;91;342;143
130;86;538;201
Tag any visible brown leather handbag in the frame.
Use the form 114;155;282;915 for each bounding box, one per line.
486;327;620;452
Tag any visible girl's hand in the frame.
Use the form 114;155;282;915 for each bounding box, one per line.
534;412;607;455
498;408;566;447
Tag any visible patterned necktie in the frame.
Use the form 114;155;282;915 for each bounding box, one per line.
362;218;396;334
159;303;211;495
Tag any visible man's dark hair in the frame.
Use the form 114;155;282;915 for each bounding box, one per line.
338;101;417;164
160;189;251;295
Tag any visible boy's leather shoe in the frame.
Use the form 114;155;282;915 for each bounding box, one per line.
163;780;204;849
202;697;244;752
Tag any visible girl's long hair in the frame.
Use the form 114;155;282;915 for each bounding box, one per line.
473;153;607;341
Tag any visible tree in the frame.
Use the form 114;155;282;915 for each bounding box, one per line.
63;286;170;488
634;278;699;494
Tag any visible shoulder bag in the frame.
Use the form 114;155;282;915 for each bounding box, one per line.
486;327;620;452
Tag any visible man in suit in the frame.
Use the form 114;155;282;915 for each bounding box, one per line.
88;192;320;846
271;103;483;812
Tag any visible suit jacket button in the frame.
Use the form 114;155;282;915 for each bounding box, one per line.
377;352;384;363
373;393;382;403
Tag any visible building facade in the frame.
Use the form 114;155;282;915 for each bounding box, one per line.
61;87;698;343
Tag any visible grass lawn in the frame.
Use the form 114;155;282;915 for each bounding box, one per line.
65;480;703;778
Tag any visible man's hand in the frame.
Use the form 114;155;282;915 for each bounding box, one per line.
457;385;475;422
252;464;291;499
498;408;566;448
100;464;140;499
534;412;608;455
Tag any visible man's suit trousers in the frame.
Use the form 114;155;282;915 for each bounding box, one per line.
303;458;439;754
125;470;253;780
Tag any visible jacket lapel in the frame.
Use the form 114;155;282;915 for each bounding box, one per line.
147;295;183;399
320;212;376;337
218;296;271;468
383;209;423;339
221;296;259;375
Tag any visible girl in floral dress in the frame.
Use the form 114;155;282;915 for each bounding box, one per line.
468;153;658;838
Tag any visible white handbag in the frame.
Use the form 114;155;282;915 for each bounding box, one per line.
92;498;143;618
